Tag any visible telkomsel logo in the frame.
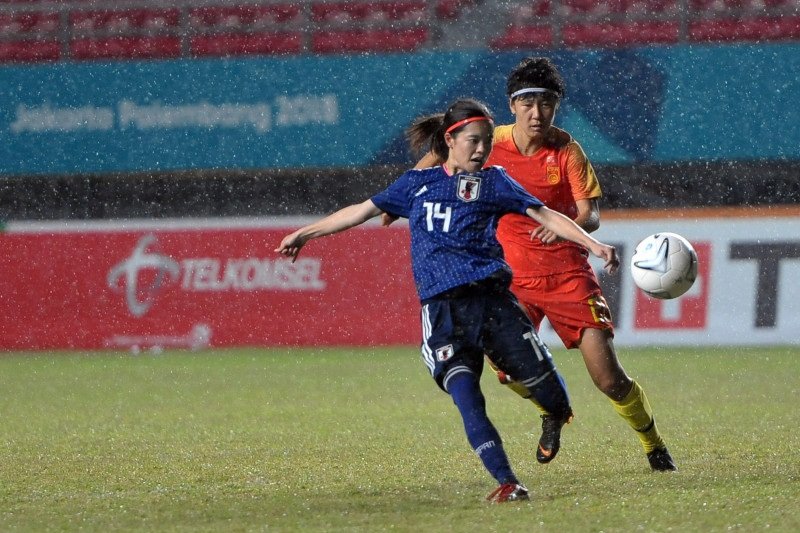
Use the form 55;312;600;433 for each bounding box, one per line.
107;234;180;317
108;233;327;317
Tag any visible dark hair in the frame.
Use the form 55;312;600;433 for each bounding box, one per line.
506;57;565;99
406;98;494;159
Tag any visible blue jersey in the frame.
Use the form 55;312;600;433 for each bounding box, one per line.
371;165;544;300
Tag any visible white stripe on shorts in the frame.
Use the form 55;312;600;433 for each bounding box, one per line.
420;304;434;373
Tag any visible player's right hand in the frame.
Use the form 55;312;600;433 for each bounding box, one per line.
592;243;619;274
275;232;307;262
381;212;398;227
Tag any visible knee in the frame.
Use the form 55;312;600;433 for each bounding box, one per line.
593;373;632;401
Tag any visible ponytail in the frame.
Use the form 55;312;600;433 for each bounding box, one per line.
405;98;494;162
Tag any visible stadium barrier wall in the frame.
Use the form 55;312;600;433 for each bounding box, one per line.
2;43;799;177
2;207;799;351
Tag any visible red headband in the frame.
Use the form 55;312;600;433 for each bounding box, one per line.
445;116;493;134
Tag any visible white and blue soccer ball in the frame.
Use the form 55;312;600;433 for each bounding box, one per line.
630;232;699;299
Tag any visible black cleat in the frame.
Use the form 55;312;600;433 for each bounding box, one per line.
647;447;677;471
486;483;530;503
536;412;573;464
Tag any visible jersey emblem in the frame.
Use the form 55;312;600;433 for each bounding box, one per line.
457;175;481;202
414;185;428;197
546;166;560;185
436;344;454;362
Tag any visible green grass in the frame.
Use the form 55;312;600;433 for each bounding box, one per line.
1;346;798;532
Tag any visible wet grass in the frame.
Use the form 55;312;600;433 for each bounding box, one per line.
0;346;798;532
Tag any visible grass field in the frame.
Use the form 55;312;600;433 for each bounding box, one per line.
1;346;798;532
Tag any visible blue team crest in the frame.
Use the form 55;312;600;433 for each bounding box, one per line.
457;175;481;202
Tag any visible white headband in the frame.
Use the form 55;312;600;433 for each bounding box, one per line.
510;87;560;99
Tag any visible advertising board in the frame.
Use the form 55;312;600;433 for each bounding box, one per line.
2;208;799;350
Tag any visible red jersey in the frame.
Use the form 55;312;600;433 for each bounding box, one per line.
489;124;602;277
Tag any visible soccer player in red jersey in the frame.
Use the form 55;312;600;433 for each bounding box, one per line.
491;57;675;471
398;58;675;471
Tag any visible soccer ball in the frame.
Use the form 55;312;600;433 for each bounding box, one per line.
630;232;698;299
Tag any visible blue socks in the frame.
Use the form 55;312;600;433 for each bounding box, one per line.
525;370;573;418
447;371;517;484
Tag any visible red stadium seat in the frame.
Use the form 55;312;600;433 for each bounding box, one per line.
0;38;59;62
627;0;679;13
311;2;426;24
436;0;476;19
560;0;602;14
267;4;303;25
489;25;553;49
563;21;680;47
191;32;302;56
71;35;181;59
689;16;800;42
0;11;59;35
562;0;679;14
190;5;301;30
70;9;180;32
688;0;776;11
505;1;552;21
312;27;428;53
312;2;373;23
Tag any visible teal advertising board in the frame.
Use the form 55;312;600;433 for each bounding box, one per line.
1;43;798;176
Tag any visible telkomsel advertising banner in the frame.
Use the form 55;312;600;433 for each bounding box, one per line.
2;209;799;351
0;219;418;351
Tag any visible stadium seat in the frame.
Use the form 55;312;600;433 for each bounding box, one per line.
490;25;553;49
311;2;427;24
559;0;680;15
312;27;428;53
70;9;180;33
559;0;608;14
509;0;553;19
563;21;680;47
436;0;476;19
189;5;301;30
0;38;59;62
626;0;679;13
0;11;59;35
688;0;786;11
689;16;800;42
191;32;302;56
70;35;181;60
312;2;375;23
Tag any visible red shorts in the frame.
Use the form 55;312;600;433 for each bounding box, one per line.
511;266;614;349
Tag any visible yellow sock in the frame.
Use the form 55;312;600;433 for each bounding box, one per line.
610;381;665;453
486;356;548;415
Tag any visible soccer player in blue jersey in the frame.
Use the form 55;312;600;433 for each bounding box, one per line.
276;98;619;503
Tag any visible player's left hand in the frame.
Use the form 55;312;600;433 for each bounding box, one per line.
275;231;307;262
530;226;561;244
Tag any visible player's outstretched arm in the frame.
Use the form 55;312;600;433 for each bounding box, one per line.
276;200;383;262
381;151;443;227
525;205;619;273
